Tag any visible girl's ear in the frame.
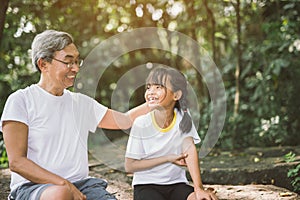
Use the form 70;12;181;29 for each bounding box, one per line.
174;90;182;101
37;58;48;72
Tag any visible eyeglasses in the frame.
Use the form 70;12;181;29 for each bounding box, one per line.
51;57;84;69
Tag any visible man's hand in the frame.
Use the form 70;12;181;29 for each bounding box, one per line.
40;180;86;200
64;180;87;200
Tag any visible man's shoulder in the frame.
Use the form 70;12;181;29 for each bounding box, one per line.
8;85;34;99
68;91;94;102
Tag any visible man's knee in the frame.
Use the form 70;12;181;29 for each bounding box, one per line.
40;185;73;200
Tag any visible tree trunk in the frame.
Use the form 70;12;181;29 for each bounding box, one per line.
203;0;216;62
234;0;241;118
0;0;9;46
231;0;242;148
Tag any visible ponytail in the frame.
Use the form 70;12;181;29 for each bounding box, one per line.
178;92;192;134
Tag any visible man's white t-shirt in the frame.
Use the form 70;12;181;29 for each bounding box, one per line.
0;84;108;191
125;108;200;186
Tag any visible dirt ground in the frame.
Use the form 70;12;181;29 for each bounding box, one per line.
0;168;10;199
1;167;299;200
1;143;299;199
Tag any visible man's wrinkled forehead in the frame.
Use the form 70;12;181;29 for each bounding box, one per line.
54;43;80;59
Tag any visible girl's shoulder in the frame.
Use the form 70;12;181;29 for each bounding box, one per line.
133;111;153;126
136;111;152;121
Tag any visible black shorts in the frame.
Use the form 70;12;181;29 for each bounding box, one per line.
134;183;194;200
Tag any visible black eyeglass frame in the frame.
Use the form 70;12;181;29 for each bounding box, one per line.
51;57;84;68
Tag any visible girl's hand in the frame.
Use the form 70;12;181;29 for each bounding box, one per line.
194;187;218;200
167;153;188;166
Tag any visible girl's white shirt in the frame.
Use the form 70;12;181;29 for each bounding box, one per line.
125;108;200;186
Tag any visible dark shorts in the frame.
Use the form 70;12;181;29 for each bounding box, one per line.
8;177;117;200
133;183;194;200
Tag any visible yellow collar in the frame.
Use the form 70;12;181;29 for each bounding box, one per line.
151;110;177;132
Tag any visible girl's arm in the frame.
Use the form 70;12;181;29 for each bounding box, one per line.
183;137;218;200
125;153;187;173
183;137;204;190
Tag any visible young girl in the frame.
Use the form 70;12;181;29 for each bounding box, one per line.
125;66;218;200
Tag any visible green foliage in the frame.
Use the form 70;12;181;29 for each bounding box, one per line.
285;152;297;163
285;152;300;193
0;134;8;168
219;0;300;148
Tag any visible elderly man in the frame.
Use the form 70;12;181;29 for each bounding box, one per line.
0;30;150;200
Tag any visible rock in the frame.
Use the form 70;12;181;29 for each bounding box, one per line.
199;146;300;192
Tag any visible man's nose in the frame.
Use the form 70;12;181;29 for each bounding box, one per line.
71;65;80;73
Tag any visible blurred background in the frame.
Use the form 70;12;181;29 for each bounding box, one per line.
0;1;299;190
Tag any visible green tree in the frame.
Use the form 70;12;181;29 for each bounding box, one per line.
1;1;300;168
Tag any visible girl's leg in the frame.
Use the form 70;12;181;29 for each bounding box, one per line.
134;185;166;200
187;192;195;200
169;183;194;200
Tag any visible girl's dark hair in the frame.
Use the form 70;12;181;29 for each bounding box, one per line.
146;66;192;133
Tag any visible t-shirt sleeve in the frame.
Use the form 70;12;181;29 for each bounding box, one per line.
0;91;28;132
74;93;108;133
88;97;108;133
125;117;145;159
176;108;201;145
185;123;201;145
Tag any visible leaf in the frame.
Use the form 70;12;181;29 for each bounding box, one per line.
283;3;295;10
271;58;290;76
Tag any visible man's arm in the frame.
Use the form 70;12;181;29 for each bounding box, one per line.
2;121;83;197
98;102;150;130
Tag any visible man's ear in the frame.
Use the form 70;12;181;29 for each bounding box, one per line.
37;58;48;72
174;90;182;101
